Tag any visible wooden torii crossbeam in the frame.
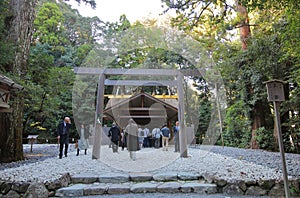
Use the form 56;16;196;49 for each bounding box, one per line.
74;67;203;159
74;67;203;76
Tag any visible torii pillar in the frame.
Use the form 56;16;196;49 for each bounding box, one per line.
92;72;105;159
177;71;188;157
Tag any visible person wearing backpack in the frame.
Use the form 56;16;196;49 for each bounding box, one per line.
161;124;170;151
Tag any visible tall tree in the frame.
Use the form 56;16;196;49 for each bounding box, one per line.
24;1;102;140
0;0;37;162
0;0;96;162
161;0;297;149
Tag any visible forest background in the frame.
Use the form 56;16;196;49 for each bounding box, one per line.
0;0;299;162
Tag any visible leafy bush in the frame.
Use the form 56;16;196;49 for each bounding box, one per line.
255;127;274;150
223;100;252;148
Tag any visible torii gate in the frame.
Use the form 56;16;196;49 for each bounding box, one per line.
74;67;202;159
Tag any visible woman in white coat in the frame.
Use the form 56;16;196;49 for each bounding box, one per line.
76;124;89;156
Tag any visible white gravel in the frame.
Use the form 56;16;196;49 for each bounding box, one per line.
0;144;298;183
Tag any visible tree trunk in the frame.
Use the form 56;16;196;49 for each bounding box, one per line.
250;101;264;149
236;2;251;50
0;0;37;162
0;113;14;162
235;1;265;149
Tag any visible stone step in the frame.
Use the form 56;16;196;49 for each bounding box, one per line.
70;171;202;184
53;171;293;197
55;181;218;197
55;172;218;197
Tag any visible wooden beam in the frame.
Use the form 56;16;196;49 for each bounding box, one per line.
0;102;10;108
149;95;178;99
74;67;176;76
104;94;178;99
104;79;176;87
0;108;12;113
104;94;132;98
119;107;168;111
74;67;203;77
118;115;167;118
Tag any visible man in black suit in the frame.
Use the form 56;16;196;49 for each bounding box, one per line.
108;122;121;153
57;117;71;159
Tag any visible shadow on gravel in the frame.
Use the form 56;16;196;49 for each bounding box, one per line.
0;144;62;171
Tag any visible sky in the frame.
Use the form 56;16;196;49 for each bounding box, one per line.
69;0;167;23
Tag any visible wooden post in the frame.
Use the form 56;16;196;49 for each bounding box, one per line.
274;101;290;198
215;82;224;147
92;72;105;159
177;72;188;157
30;138;34;153
265;80;290;198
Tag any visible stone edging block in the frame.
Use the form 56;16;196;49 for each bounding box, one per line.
129;172;153;182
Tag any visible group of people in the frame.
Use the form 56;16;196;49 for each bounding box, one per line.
156;121;179;152
107;119;181;160
56;116;180;161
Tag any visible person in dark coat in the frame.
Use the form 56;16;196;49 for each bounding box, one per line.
108;122;121;153
124;119;139;160
57;117;71;159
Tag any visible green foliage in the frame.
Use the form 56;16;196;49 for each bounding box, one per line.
196;92;212;144
163;0;299;151
255;127;274;150
72;75;97;126
33;2;66;45
23;66;74;138
218;12;296;149
0;0;14;68
28;43;54;85
32;1;99;68
223;100;252;148
23;0;100;140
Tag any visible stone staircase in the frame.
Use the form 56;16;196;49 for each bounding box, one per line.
55;172;218;197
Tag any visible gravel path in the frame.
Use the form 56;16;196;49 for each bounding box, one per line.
0;144;299;183
207;145;300;178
